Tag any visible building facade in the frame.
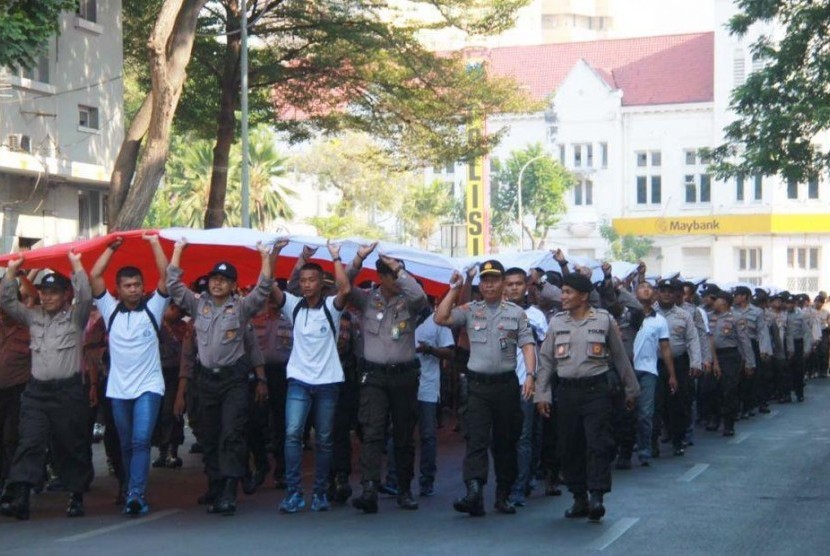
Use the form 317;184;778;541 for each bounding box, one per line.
0;0;123;253
429;0;828;293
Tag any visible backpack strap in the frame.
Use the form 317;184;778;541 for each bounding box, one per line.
107;300;161;340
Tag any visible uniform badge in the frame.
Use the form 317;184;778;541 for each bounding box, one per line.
556;345;567;356
591;343;604;355
723;326;732;335
399;322;407;330
225;329;237;340
377;312;384;320
202;306;211;316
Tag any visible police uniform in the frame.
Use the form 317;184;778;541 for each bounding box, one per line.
784;298;812;402
0;315;31;488
445;260;534;516
710;297;756;435
154;315;191;466
537;289;638;521
167;261;272;514
348;262;427;511
732;288;772;416
767;299;791;401
0;272;93;519
655;283;702;455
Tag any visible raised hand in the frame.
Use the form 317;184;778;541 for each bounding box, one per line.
379;254;401;273
6;255;24;274
174;237;188;250
109;236;125;250
327;240;342;259
301;245;318;260
602;262;612;277
67;249;82;264
449;270;463;289
357;242;378;261
256;241;272;256
552;248;566;263
271;238;290;255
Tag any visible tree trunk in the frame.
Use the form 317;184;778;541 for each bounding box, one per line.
204;0;241;229
111;0;208;230
108;92;153;226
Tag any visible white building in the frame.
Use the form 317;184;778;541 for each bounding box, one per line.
0;0;123;253
430;0;829;294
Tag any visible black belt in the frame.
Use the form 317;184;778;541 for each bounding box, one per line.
30;373;82;390
557;371;611;388
363;360;420;375
199;362;241;379
716;347;739;355
465;370;515;385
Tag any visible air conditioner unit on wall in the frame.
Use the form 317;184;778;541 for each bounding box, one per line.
7;134;32;153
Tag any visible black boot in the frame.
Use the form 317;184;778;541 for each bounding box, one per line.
331;473;352;503
198;479;223;506
67;492;85;518
565;492;589;519
544;470;562;496
397;490;419;510
208;478;238;516
352;481;379;514
453;480;485;517
152;447;168;468
494;491;516;515
588;491;605;522
0;483;30;520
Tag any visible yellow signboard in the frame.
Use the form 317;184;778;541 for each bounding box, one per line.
465;153;485;255
612;214;830;236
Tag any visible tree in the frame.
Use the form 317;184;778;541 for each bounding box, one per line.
0;1;75;69
490;144;576;249
599;221;653;263
119;0;536;230
307;215;387;240
709;1;830;183
400;180;455;248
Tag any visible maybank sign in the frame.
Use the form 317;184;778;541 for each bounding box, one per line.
612;214;830;236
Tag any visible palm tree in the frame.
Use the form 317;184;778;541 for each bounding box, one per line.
163;135;217;228
400;180;454;248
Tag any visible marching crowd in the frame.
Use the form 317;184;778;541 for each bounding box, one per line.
0;236;828;524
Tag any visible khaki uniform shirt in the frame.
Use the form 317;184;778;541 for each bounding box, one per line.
252;311;293;365
655;304;702;369
349;271;427;365
536;308;639;404
732;304;772;356
0;272;92;381
447;300;534;374
711;310;756;367
167;265;272;370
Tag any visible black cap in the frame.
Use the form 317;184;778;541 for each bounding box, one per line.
657;278;680;291
701;284;721;297
36;272;71;291
779;291;792;302
715;290;733;304
208;262;238;281
562;273;593;294
733;286;752;297
478;259;505;277
753;287;769;300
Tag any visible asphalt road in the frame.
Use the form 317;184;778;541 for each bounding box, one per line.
4;379;830;555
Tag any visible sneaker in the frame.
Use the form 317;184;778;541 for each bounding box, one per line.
311;493;330;512
92;423;105;443
124;492;149;517
279;490;306;514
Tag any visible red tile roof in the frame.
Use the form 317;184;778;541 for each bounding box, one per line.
484;32;714;106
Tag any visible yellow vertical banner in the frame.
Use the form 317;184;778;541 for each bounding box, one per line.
463;56;490;256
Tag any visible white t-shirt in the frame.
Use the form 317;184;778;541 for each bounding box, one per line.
282;292;344;385
96;290;169;400
632;312;670;375
416;315;455;403
516;305;548;384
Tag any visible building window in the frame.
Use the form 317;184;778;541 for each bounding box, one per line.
787;177;798;199
738;248;763;271
574;179;593;206
78;105;99;129
808;176;819;199
445;163;454;175
753;175;763;201
600;142;608;168
558;145;565;165
788;247;819;270
585;144;593;168
77;0;97;22
683;149;710;204
736;175;744;201
734;48;746;87
635;151;662;205
573;144;582;168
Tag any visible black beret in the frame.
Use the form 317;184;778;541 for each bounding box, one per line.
563;273;593;294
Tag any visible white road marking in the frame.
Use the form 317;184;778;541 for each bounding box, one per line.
677;463;710;483
56;508;181;542
728;432;751;445
588;517;640;551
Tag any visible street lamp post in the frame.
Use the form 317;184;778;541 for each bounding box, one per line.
240;0;250;228
517;154;546;251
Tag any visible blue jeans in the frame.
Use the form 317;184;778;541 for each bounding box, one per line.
111;392;162;497
512;397;535;497
284;380;339;495
386;401;438;490
635;372;657;461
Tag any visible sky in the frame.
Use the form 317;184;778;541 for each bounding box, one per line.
612;0;715;38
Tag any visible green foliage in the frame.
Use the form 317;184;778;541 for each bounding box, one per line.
0;0;75;69
145;127;294;228
708;0;830;182
490;144;576;248
599;221;653;263
307;214;387;240
400;180;455;247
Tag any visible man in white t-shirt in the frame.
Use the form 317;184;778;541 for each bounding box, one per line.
90;234;169;516
271;240;350;514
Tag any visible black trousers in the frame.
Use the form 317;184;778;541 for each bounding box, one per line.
789;340;806;399
663;353;691;447
716;349;742;427
331;370;360;476
7;375;91;493
462;377;522;494
739;340;761;413
357;367;419;489
196;367;249;480
264;363;288;474
246;378;270;474
611;387;636;460
819;330;830;376
557;378;615;494
153;366;185;450
0;383;26;483
539;410;561;481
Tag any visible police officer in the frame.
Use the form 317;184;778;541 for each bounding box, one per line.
347;243;427;513
710;290;755;436
434;260;535;516
536;272;638;522
167;239;272;516
783;292;812;402
654;279;702;457
732;286;772;418
0;306;31;494
0;252;93;520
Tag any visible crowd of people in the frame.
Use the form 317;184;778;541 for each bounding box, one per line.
0;237;827;524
